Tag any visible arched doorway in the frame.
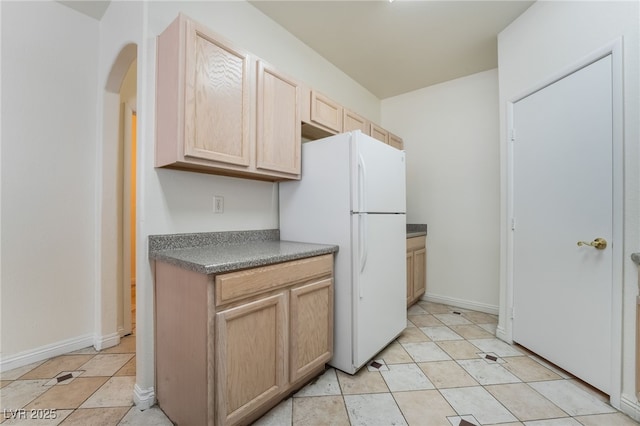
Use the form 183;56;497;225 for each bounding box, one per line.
97;43;138;350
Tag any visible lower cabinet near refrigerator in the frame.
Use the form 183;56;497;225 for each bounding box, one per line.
406;235;427;307
154;254;334;426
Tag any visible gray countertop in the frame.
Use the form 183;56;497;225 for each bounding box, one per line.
149;230;338;275
407;223;427;239
407;232;426;238
149;225;426;274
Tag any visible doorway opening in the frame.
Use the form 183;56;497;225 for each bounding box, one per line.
98;43;138;351
120;61;137;337
129;111;137;334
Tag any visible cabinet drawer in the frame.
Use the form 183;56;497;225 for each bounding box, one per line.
215;254;333;306
407;236;426;251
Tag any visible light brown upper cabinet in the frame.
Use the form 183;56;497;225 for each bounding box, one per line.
343;109;370;135
255;61;301;176
371;125;404;149
302;88;404;149
389;132;404;150
370;123;389;144
155;15;301;181
309;90;343;134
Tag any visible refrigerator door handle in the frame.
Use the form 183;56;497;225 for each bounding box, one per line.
359;214;368;299
358;154;367;212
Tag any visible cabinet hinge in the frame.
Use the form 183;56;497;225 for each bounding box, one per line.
510;128;516;142
511;218;516;231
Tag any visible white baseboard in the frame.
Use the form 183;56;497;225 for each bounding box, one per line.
117;326;133;338
134;383;156;410
423;293;499;315
620;394;640;422
94;332;120;352
0;333;95;373
495;325;511;343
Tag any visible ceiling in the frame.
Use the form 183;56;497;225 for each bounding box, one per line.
58;1;110;20
59;0;535;99
250;1;534;98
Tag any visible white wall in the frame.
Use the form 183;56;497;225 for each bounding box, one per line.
1;2;99;360
497;0;639;414
382;69;500;313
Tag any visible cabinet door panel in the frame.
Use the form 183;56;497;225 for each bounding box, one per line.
310;91;342;133
216;293;286;425
185;22;251;166
389;132;403;150
406;236;426;306
256;61;301;175
413;248;426;300
370;123;389;144
290;278;333;382
343;110;369;134
406;251;414;306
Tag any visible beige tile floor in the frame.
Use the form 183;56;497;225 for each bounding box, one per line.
1;301;638;425
0;335;170;425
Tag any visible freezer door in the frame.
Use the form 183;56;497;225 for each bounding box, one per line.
351;132;406;214
352;213;407;369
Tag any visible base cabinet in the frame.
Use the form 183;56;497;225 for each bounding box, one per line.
407;236;427;307
155;254;334;426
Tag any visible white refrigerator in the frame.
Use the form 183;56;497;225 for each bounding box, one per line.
279;130;407;374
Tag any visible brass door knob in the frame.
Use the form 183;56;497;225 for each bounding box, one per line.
577;237;607;250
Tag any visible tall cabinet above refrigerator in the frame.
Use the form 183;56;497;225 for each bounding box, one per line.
279;130;407;374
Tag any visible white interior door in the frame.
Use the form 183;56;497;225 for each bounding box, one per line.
512;55;613;394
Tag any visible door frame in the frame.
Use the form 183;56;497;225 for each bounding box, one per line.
503;39;623;406
121;102;136;337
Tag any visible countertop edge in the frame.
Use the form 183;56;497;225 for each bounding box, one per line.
149;232;339;275
407;232;427;239
406;223;427;236
148;229;280;252
151;245;338;275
